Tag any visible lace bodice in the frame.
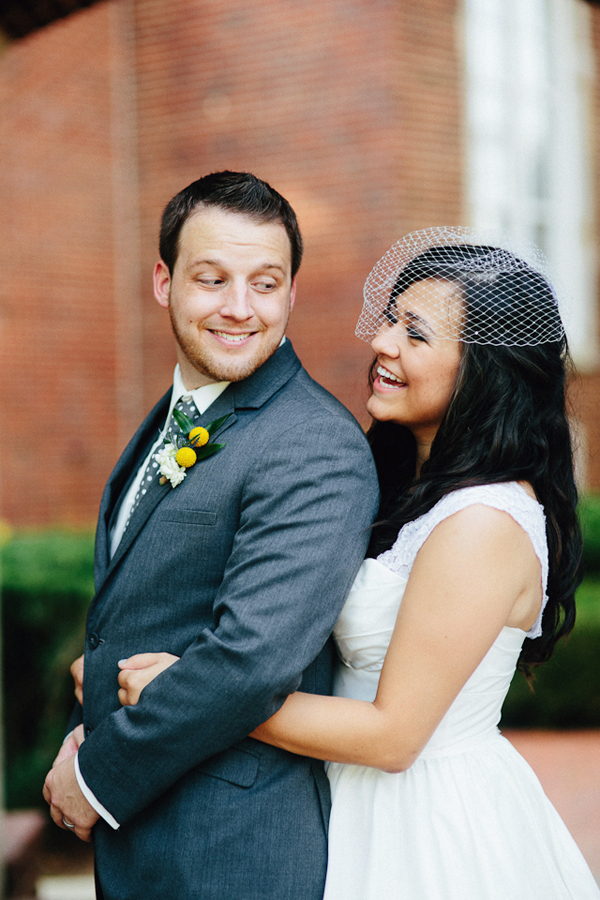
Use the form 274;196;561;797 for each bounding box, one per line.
377;481;548;638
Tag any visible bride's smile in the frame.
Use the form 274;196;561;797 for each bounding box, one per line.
367;278;463;458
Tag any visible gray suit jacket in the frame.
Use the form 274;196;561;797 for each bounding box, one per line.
77;341;378;900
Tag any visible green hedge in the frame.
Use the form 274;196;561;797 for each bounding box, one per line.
580;493;600;575
2;530;94;808
1;498;600;807
502;577;600;727
502;494;600;726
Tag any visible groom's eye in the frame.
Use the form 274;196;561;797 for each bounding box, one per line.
197;277;224;286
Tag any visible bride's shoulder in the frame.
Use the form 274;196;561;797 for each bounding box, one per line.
377;482;546;578
423;498;528;547
428;481;543;522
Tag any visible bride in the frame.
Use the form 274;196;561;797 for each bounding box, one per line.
95;230;600;897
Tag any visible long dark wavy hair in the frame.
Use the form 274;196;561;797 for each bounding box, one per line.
367;244;582;673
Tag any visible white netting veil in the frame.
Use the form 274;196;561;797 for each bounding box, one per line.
356;226;566;346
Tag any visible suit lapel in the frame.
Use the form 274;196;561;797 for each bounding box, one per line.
95;390;172;587
105;389;238;577
229;338;301;410
98;340;302;585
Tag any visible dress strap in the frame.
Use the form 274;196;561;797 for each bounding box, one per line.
377;483;549;638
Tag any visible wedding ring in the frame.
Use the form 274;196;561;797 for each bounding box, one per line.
62;817;76;829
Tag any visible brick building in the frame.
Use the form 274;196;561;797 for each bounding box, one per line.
0;0;598;526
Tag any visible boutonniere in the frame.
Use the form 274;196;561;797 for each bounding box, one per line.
155;410;231;488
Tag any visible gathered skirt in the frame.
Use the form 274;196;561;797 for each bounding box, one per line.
323;732;600;900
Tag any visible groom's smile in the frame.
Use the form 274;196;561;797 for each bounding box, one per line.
153;205;296;389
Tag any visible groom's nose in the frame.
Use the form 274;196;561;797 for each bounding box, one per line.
219;281;254;321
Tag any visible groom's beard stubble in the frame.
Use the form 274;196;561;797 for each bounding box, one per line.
168;305;286;385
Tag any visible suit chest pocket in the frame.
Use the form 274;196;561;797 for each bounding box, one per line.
157;509;217;526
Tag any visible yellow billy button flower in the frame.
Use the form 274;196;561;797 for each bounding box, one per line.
157;410;231;488
175;447;197;468
189;426;209;448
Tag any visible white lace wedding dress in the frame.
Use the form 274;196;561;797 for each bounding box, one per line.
324;482;599;899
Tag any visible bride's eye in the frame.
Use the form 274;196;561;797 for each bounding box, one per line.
407;326;427;342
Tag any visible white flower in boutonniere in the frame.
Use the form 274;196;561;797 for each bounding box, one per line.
155;442;178;468
155;444;187;488
155;412;231;489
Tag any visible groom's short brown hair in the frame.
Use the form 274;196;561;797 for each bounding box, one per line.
159;170;303;277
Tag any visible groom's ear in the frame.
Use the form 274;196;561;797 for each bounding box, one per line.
154;260;172;308
289;277;297;312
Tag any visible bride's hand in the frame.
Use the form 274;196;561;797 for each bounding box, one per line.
117;652;180;706
71;654;84;706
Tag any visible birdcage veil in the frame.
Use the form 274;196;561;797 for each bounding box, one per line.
356;226;566;346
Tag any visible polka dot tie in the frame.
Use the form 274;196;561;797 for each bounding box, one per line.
122;394;198;532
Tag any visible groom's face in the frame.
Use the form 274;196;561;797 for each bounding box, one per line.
154;206;296;389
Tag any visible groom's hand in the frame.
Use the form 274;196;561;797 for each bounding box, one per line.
43;754;99;842
51;723;85;769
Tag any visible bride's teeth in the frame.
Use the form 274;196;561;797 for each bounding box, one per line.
377;365;402;383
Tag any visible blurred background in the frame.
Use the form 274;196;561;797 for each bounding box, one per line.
1;0;600;896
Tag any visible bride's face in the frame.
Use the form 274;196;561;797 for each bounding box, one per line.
367;278;463;449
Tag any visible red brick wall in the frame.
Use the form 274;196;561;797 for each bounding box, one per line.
1;0;598;527
0;0;464;527
577;5;600;490
133;0;464;430
0;2;119;526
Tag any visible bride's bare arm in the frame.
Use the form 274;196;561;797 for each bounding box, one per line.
251;504;542;772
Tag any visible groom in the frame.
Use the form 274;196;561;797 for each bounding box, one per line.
43;171;378;899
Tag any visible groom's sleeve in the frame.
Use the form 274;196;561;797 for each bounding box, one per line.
77;408;379;824
74;752;120;829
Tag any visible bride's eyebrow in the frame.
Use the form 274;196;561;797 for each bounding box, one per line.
404;309;436;336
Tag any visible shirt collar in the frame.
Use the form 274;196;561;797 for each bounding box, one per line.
167;336;286;421
169;365;230;420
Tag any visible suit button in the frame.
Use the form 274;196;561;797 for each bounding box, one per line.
88;632;100;649
85;726;92;737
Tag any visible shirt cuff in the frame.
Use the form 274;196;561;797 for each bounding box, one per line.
75;751;120;830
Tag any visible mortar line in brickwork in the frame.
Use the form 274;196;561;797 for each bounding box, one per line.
109;0;144;452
